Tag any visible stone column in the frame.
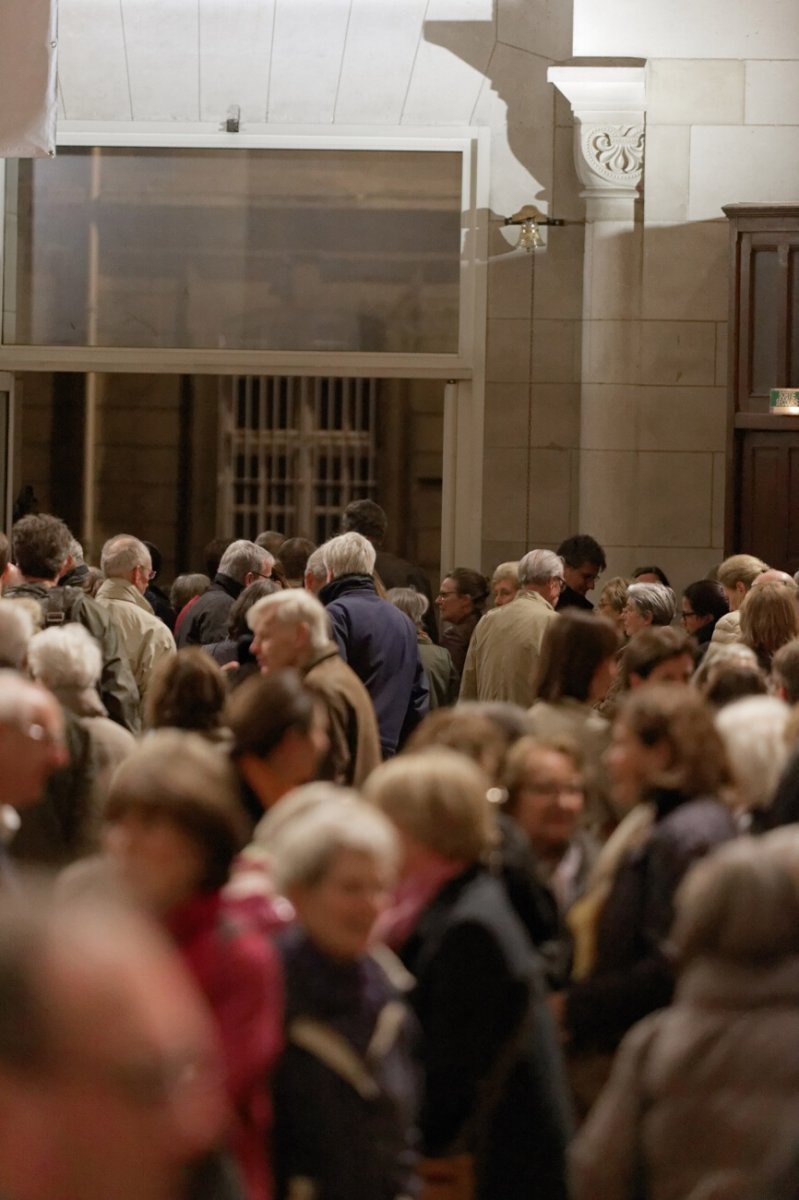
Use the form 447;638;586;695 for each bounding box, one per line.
548;66;646;573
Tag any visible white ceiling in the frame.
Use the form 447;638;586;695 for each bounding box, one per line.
56;0;506;127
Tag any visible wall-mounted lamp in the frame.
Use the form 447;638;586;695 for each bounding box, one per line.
502;204;565;252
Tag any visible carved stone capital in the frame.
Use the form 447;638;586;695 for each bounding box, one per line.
577;122;644;197
547;65;647;217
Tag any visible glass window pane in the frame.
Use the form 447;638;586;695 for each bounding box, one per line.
7;147;462;353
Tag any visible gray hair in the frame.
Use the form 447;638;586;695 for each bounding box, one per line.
100;534;150;578
247;589;331;653
518;549;564;587
269;794;398;893
305;547;329;585
715;696;791;812
320;532;376;580
68;538;85;565
28;624;102;692
387;587;428;625
218;539;274;585
0;600;34;669
626;581;677;625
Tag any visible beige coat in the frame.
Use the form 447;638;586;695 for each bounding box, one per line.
95;577;175;709
459;589;557;707
571;956;799;1200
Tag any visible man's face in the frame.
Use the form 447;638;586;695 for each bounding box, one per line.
0;919;227;1200
251;610;308;674
0;691;68;809
563;560;601;597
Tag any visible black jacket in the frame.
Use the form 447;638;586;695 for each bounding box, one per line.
176;574;242;647
399;866;571;1200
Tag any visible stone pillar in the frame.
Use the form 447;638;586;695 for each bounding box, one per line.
548;66;647;574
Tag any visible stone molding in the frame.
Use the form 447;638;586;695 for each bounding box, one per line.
548;65;647;214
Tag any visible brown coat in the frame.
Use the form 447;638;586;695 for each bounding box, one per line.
571;956;799;1200
459;589;558;707
302;642;382;787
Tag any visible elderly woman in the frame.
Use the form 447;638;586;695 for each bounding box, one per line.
571;834;799;1200
561;686;737;1078
365;749;571;1200
596;577;629;636
102;731;283;1200
621;582;677;638
529;610;619;838
388;587;458;708
263;793;419;1200
435;567;489;678
27;622;136;842
490;562;520;608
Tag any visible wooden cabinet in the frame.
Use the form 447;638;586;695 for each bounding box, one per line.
724;204;799;566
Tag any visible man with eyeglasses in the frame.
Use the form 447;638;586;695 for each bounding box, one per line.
0;882;230;1200
460;549;562;707
95;534;176;720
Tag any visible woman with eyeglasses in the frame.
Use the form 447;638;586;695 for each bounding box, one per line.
679;580;728;663
435;567;489;679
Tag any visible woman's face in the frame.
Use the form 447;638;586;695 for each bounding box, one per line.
622;601;651;638
103;812;208;913
436;577;473;625
290;847;392;961
510;748;584;857
606;720;670;810
492;578;518;608
680;597;713;638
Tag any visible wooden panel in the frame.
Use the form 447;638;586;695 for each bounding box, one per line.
738;430;799;571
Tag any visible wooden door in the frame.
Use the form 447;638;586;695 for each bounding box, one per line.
739;429;799;572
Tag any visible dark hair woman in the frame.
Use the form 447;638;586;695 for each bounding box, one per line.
435;567;489;679
529;611;620;838
680;579;729;662
144;647;229;740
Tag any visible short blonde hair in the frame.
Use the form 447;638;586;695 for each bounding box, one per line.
364;748;496;863
491;561;519;586
716;554;768;592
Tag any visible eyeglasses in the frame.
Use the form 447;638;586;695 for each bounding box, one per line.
518;782;583;800
680;610;699;620
437;589;458;599
553;577;566;590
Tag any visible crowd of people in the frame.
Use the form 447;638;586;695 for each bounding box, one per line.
1;501;799;1200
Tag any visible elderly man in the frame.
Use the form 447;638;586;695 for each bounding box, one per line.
248;589;381;785
95;534;176;712
460;548;562;706
317;531;428;757
177;539;274;647
5;515;140;731
0;884;228;1200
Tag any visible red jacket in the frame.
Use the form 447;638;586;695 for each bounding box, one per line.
166;891;284;1200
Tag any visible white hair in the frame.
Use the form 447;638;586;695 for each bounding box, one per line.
0;600;34;669
715;695;791;812
247;589;331;652
269;794;398;892
626;581;677;626
518;549;563;586
100;534;150;578
28;623;103;692
218;540;274;585
320;532;376;580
